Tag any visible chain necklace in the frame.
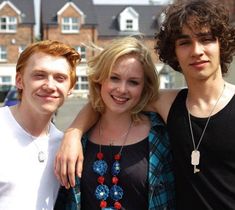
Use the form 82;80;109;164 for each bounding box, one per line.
26;126;50;163
188;84;225;174
99;121;132;146
93;120;133;209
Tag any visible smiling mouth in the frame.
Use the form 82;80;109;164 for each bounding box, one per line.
112;95;129;102
37;94;59;100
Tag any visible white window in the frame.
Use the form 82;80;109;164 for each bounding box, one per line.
0;16;17;32
119;7;139;32
0;46;7;61
76;46;86;61
1;76;11;84
126;19;133;29
61;17;79;33
75;76;88;90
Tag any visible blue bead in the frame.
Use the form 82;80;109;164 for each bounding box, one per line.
93;160;108;176
95;184;109;200
111;161;120;175
110;185;123;201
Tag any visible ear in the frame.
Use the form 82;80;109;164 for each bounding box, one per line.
67;84;75;96
15;72;24;90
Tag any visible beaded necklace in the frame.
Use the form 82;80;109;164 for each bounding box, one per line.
93;120;133;210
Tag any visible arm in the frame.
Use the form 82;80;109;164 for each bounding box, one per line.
54;102;99;189
145;89;179;123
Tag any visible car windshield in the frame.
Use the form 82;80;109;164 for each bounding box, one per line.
8;90;18;100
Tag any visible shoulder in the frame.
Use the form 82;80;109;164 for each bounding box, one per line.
0;106;9;115
147;89;181;123
49;123;64;142
226;83;235;94
0;106;12;126
143;111;165;127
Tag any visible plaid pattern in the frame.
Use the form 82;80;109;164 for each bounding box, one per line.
146;112;175;210
55;112;175;210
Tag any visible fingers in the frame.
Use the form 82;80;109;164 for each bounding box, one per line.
54;139;84;188
76;154;84;178
54;128;84;188
60;157;71;189
67;158;78;187
54;151;70;188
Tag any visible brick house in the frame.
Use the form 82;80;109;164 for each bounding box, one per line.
41;0;235;92
0;0;34;89
41;0;166;96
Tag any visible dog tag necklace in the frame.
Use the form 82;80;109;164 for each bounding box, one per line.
187;84;225;174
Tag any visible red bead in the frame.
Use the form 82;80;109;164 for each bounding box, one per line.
97;152;103;160
114;201;122;209
97;176;105;184
112;176;119;184
100;200;107;208
114;154;121;160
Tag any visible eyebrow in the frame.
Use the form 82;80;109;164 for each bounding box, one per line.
176;32;213;40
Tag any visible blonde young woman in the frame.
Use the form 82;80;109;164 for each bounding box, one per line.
55;37;175;210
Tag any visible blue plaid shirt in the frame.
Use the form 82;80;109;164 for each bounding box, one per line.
55;112;175;210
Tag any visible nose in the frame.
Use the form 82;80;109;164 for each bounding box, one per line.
192;41;204;57
43;76;56;91
117;82;127;93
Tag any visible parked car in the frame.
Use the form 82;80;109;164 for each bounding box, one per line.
3;88;19;107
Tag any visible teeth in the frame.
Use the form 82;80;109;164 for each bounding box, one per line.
113;96;127;102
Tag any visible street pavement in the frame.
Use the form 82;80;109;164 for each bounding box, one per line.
54;96;88;131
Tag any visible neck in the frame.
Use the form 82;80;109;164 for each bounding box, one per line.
101;113;132;130
187;76;225;99
98;114;133;146
186;81;226;117
10;104;51;137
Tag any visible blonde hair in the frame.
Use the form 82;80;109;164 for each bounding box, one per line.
88;36;159;121
16;40;81;99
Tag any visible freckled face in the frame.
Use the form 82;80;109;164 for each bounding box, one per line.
16;52;72;115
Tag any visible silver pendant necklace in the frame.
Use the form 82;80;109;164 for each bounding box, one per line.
187;84;225;174
33;142;47;163
26;127;50;163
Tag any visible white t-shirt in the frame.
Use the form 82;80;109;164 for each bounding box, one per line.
0;106;62;210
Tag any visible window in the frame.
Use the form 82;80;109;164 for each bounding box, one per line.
0;16;17;32
0;46;7;61
1;76;11;83
119;7;139;32
61;17;79;33
76;46;86;61
75;76;88;90
126;19;133;29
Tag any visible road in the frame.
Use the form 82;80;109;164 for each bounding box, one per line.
54;96;88;131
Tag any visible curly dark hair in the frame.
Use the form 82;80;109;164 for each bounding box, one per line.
155;0;235;74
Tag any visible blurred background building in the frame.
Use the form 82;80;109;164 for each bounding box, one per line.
0;0;234;100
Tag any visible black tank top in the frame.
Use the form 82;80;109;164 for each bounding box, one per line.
167;89;235;210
